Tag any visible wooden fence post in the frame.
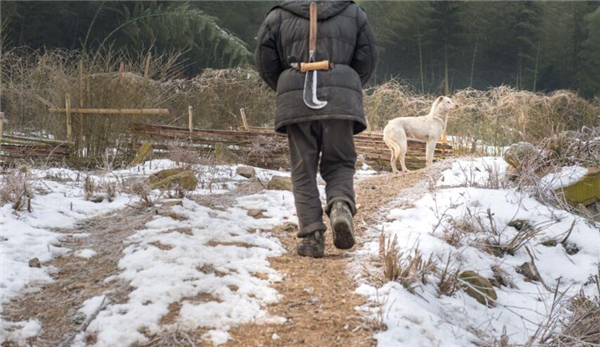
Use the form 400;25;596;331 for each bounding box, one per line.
141;52;151;98
65;93;73;153
0;112;4;152
134;53;151;151
118;61;124;80
188;106;193;138
240;108;249;131
79;61;85;156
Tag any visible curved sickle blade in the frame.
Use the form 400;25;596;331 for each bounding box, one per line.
303;70;327;109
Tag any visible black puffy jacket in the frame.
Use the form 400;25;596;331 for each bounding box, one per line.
255;0;378;134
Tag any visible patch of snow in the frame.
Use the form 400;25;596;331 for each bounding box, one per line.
76;249;97;259
79;295;107;317
202;329;230;346
540;165;588;191
437;157;509;187
0;319;42;345
356;163;379;179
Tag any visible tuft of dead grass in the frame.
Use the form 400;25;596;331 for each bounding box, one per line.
0;169;33;211
550;272;600;346
379;234;438;294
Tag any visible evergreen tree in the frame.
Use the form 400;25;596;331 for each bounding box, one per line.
580;6;600;96
427;1;464;94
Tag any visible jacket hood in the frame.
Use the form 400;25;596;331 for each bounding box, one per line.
272;1;354;20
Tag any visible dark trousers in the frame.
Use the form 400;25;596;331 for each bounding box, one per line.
287;120;357;237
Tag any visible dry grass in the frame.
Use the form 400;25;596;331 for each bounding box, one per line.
553;288;600;345
0;169;33;211
364;80;599;152
1;48;274;167
1;47;185;160
125;178;162;207
4;46;598;168
3;44;598;172
380;234;439;294
167;143;211;170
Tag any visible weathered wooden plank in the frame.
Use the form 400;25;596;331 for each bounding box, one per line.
2;135;72;147
49;108;170;115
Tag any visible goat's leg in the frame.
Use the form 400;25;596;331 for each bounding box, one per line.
399;137;409;172
384;133;399;174
425;140;437;168
390;149;398;174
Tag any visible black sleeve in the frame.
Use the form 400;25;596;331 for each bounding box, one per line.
350;7;379;87
254;12;284;92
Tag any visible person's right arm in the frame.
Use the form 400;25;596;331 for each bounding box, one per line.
255;11;283;92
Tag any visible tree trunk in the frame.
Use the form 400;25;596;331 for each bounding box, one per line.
470;35;479;88
418;34;425;94
444;44;450;95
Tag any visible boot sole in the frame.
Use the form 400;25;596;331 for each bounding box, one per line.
332;219;355;250
297;244;324;258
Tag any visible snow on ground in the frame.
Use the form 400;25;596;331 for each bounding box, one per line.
72;190;295;347
2;159;377;346
446;136;511;157
540;165;589;190
76;249;97;259
437;156;509;187
357;157;600;346
1;169;132;343
0;159;296;345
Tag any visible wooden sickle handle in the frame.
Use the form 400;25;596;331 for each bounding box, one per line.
309;2;317;52
300;60;330;72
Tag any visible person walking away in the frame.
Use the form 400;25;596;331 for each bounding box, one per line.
255;0;378;258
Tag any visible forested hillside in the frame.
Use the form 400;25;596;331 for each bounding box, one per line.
2;1;600;95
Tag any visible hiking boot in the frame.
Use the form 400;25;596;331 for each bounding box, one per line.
297;230;325;258
330;201;355;249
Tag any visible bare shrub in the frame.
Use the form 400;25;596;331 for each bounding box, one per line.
379;234;437;293
553;285;600;345
381;233;401;282
437;254;460;296
100;180;117;201
125;178;162;207
83;176;96;201
184;68;275;130
1;47;185;162
0;170;33;211
247;135;289;169
167;143;206;170
356;293;389;333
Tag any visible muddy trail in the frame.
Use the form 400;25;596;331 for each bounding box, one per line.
2;169;435;347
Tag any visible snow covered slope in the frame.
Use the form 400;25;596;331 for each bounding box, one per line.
357;157;600;346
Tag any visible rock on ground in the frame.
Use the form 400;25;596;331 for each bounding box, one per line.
267;176;293;191
149;168;198;191
459;270;497;307
236;166;256;179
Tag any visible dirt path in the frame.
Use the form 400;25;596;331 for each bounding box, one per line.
224;170;433;347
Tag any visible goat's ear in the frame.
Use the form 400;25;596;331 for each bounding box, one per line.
434;96;444;106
